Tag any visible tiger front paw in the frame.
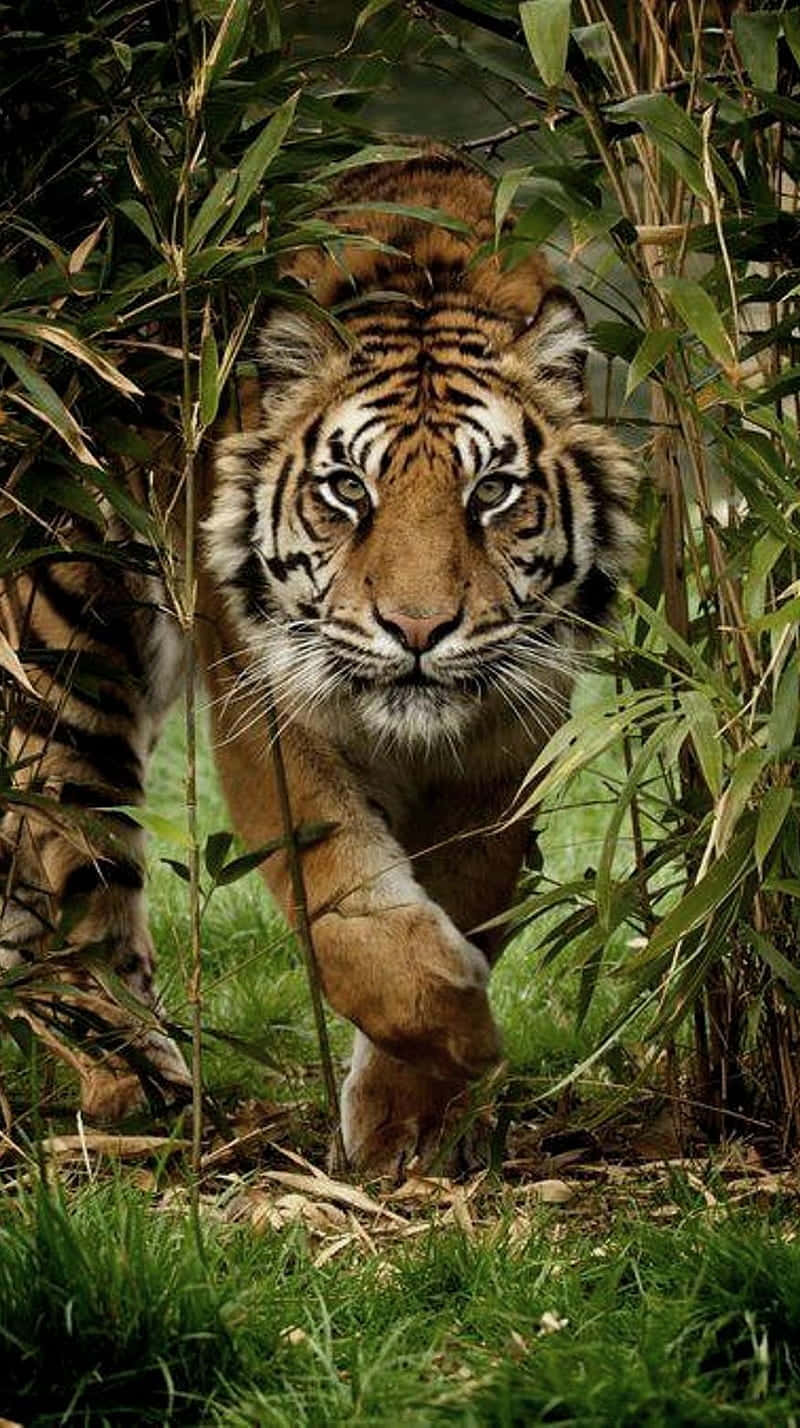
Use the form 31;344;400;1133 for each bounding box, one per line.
340;1033;492;1181
315;901;500;1082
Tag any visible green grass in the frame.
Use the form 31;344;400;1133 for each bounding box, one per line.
4;1180;800;1425
4;712;800;1425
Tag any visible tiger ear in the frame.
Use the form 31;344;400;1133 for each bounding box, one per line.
258;307;344;386
513;287;590;408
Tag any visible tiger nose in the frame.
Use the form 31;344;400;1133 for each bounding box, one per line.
375;606;461;652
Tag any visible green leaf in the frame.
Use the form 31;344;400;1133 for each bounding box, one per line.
351;0;399;36
785;11;800;70
316;145;423;181
680;690;723;798
608;94;709;200
204;830;234;879
657;276;735;369
110;38;132;73
624;328;679;400
768;654;798;755
199;322;220;429
117;199;160;251
0;316;141;395
205;0;249;90
519;0;571;87
596;720;677;932
742;532;784;621
112;807;188;847
330;201;470;235
755;788;793;874
215;842;282;885
638;830;753;965
716;748;768;851
0;340;100;467
748;928;800;1001
188;171;236;252
161;858;191;883
494;167;532;242
222;90;299;235
734;11;780;92
127;128;176;233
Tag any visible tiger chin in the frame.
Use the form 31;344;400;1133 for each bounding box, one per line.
1;152;638;1180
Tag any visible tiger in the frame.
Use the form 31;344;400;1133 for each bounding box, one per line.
0;152;638;1174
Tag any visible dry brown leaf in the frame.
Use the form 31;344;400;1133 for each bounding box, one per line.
449;1186;475;1237
263;1169;405;1221
280;1326;310;1347
313;1233;358;1268
40;1133;190;1161
200;1124;282;1171
529;1179;574;1204
0;630;37;696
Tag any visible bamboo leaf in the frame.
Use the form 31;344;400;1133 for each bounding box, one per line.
715;749;768;852
215;842;282;884
0;339;100;467
0;630;38;697
117;199;160;251
161;858;191;883
494;167;532;242
223;92;300;235
519;0;571;88
734;11;780;92
0;316;141;395
330;201;471;234
624;328;679;399
596;720;677;931
755;788;793;874
188;171;236;252
316;145;422;180
657;277;735;368
204;831;234;879
199;315;220;429
608;94;709;200
785;11;800;70
637;830;753;966
680;690;723;798
113;808;188;847
768;655;799;754
748;928;800;1001
205;0;249;89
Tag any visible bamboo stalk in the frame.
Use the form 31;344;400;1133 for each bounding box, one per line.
264;691;347;1174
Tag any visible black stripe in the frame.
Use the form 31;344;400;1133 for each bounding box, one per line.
266;550;313;583
63;860;144;900
60;783;141;827
572;448;613;547
575;566;616;621
34;568;143;677
553;467;576;587
227;550;274;621
13;700;143;792
270;454;294;544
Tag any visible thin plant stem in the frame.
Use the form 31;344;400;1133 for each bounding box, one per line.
263;688;347;1174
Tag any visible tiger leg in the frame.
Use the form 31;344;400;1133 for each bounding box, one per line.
0;555;190;1118
339;819;528;1177
202;645;500;1091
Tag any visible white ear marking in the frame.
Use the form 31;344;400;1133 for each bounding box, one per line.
514;287;590;407
258;307;343;384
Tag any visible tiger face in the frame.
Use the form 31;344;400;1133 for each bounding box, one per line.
207;288;638;754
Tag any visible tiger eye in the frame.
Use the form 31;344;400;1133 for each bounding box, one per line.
473;475;513;508
330;472;368;505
